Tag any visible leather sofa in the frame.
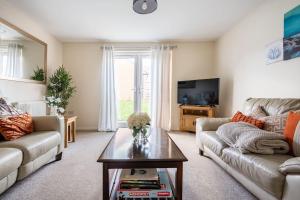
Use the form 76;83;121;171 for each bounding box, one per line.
196;98;300;200
0;116;64;195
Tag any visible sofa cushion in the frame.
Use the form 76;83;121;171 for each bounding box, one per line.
199;131;228;156
260;114;288;134
249;106;267;118
232;111;265;129
0;148;22;180
244;98;300;116
0;131;60;165
221;148;292;198
284;112;300;155
0;113;33;141
0;98;22;118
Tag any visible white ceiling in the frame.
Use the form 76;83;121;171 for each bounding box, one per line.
9;0;266;42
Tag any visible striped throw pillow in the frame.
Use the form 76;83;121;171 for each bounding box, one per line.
232;111;265;129
0;113;33;141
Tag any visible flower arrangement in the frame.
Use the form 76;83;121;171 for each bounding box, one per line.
127;112;151;138
45;96;65;115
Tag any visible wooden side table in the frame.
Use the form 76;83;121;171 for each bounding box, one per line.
64;116;77;148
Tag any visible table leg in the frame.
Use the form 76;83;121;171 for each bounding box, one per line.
103;163;109;200
68;124;72;142
72;121;76;142
176;162;183;200
64;122;68;148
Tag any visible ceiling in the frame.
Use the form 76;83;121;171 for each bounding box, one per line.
9;0;266;42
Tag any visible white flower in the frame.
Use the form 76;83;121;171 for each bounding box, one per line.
47;96;55;103
58;107;65;113
127;112;151;129
55;98;61;103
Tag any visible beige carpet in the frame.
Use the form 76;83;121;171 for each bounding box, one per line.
0;131;256;200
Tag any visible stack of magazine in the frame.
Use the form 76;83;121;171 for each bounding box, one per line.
117;168;174;200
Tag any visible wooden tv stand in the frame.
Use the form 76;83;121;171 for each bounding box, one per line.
179;105;216;132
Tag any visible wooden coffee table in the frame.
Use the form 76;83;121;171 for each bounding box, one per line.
97;128;188;200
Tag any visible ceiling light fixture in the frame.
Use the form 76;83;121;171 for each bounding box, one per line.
133;0;157;14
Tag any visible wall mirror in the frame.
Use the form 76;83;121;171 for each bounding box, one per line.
0;18;47;83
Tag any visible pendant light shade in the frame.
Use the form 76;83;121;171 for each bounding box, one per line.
133;0;157;14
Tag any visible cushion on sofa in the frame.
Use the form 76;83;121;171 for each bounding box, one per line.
232;111;265;129
279;157;300;175
0;98;22;118
284;112;300;155
0;131;60;165
199;131;228;156
0;148;22;180
0;113;33;141
221;148;292;199
249;106;268;118
259;114;288;134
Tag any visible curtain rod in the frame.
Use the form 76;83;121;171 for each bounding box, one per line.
100;45;177;50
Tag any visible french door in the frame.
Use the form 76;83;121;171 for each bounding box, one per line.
114;53;151;126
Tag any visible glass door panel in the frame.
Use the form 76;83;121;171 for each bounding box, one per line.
115;57;135;122
140;57;151;114
114;53;152;127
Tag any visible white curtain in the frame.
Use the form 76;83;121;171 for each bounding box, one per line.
0;48;4;75
4;43;23;78
150;45;172;130
98;46;118;131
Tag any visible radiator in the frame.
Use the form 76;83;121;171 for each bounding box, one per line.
12;101;47;116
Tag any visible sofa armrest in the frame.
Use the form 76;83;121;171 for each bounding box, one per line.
33;116;61;131
196;118;231;132
279;157;300;175
32;116;65;153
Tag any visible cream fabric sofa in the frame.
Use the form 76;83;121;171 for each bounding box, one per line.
196;98;300;200
0;116;64;194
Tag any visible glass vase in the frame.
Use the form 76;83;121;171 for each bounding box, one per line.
50;106;58;116
132;127;150;145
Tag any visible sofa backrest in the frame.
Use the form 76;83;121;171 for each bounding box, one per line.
244;98;300;116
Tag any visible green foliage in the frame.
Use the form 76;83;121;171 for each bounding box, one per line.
31;66;45;81
47;66;76;114
118;100;149;121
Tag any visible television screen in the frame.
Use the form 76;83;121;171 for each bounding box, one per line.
177;78;219;106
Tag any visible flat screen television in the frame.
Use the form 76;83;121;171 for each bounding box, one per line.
177;78;219;106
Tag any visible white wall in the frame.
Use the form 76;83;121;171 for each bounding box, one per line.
63;43;102;130
216;0;300;117
0;0;62;102
170;42;215;130
63;42;215;130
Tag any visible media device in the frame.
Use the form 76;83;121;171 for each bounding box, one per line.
177;78;219;106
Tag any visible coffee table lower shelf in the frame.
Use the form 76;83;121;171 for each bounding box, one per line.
109;169;176;200
102;161;183;200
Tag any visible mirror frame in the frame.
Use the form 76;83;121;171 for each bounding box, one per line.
0;17;47;84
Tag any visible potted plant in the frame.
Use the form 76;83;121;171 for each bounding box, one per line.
31;66;45;81
46;66;76;115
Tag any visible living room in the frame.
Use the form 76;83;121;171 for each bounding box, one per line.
0;0;300;200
